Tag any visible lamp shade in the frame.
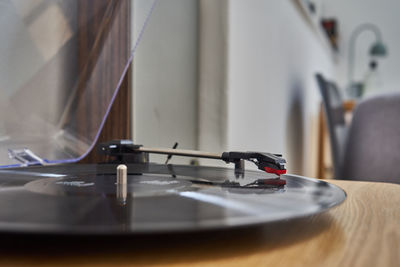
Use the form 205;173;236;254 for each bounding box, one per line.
370;41;387;56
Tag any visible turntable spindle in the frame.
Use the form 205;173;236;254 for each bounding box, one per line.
117;164;127;185
116;164;128;205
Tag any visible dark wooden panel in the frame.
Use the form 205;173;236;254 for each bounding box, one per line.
77;0;131;163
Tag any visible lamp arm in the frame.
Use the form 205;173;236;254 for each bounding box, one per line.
347;23;383;86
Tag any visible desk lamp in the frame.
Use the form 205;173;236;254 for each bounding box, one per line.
347;23;387;97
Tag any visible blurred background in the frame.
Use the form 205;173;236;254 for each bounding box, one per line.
1;0;399;182
132;0;400;181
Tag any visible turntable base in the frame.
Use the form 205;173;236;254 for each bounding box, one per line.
0;179;398;267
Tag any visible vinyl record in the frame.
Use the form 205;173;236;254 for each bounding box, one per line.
0;163;346;235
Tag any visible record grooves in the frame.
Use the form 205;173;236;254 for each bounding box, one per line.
0;163;346;235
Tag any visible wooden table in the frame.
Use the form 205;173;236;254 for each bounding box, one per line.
0;179;399;267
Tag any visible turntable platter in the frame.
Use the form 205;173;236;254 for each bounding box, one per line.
0;163;345;235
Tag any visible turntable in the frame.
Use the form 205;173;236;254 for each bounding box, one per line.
0;0;345;236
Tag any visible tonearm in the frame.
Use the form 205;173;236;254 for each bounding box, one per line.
98;140;287;177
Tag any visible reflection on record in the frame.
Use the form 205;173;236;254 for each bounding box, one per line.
0;163;345;235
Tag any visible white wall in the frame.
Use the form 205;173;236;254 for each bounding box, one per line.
132;0;335;176
132;0;198;164
197;0;229;155
322;0;400;94
226;0;334;176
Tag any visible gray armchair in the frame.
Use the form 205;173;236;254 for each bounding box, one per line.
340;93;400;184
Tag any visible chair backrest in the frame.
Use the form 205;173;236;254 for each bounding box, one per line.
316;73;347;178
340;93;400;184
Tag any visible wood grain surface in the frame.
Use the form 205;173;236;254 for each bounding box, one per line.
77;0;131;164
0;179;399;267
